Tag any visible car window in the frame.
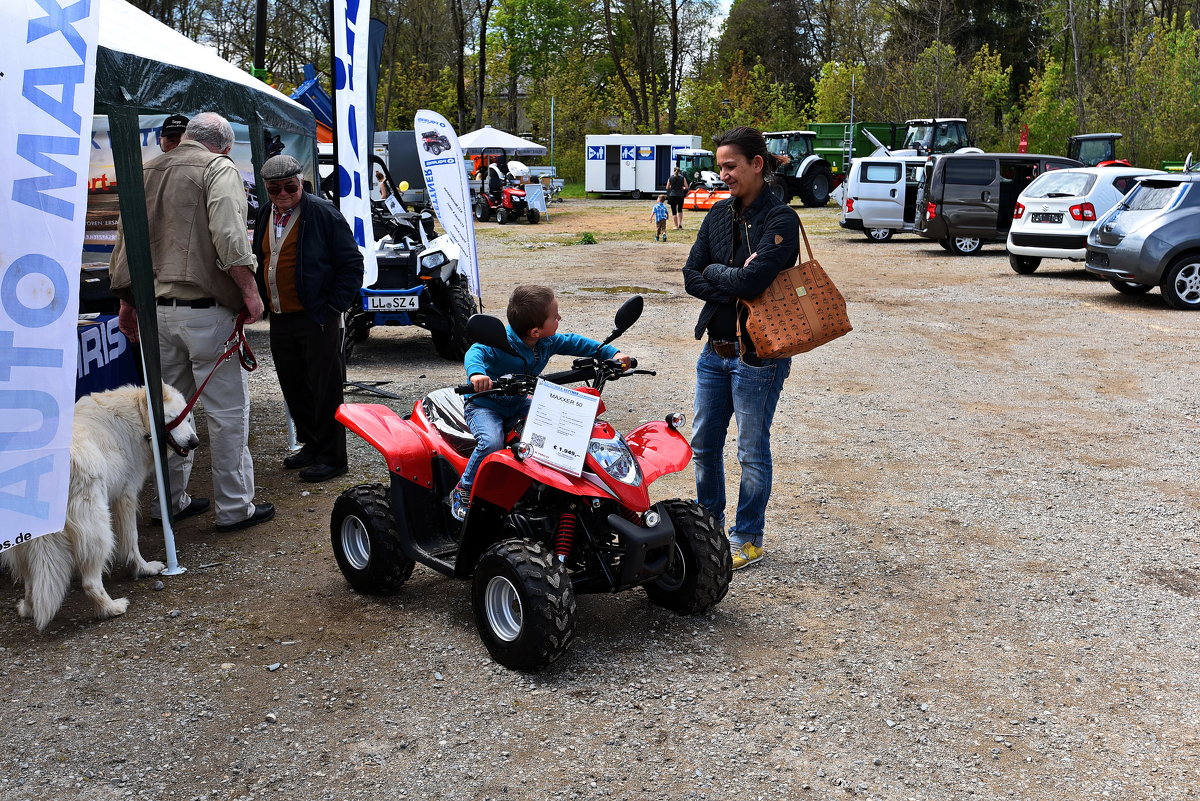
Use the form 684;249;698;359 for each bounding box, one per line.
1123;183;1182;211
862;163;902;183
944;159;995;186
1110;175;1142;194
1024;171;1096;198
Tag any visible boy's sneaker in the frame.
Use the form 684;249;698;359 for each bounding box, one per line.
450;484;470;521
731;542;764;570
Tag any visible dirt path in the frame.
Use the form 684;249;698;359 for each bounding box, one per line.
2;198;1198;801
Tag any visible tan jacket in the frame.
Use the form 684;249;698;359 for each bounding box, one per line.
110;140;256;311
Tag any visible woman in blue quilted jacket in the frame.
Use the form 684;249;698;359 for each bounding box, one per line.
681;126;799;570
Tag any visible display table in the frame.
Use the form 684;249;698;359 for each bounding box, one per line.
76;314;140;399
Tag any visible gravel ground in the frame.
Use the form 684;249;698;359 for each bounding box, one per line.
2;199;1198;801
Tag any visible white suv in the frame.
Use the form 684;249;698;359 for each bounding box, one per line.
1005;166;1163;274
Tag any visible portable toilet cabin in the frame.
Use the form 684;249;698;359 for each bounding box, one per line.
585;134;703;198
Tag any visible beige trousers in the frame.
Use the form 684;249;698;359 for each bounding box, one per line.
156;304;257;526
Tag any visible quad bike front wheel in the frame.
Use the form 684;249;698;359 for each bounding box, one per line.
644;499;731;614
330;484;414;595
471;539;576;671
431;280;478;361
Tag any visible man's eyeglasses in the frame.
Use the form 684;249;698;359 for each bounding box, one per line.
266;183;301;196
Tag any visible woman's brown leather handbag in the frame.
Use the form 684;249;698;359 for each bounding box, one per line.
740;220;852;358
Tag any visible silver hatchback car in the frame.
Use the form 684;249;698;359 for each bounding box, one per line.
1084;169;1200;309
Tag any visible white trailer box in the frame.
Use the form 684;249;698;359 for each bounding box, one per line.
585;134;702;198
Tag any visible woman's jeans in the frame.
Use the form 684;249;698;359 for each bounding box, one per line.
691;343;791;549
461;400;531;490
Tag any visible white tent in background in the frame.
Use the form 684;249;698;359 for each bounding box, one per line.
458;126;547;156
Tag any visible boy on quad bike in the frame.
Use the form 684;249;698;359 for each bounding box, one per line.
450;285;632;520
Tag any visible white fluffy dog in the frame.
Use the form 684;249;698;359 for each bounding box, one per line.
1;383;198;631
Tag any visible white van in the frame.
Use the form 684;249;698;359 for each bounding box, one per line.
839;157;927;242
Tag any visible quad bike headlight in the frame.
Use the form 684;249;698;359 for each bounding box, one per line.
666;412;685;429
588;438;642;486
418;251;447;277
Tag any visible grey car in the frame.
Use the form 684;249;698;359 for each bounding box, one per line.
1084;169;1200;309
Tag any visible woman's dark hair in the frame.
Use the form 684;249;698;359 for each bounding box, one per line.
712;126;780;173
507;284;556;336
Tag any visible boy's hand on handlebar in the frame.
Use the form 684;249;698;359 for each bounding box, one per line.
470;374;493;392
613;352;635;369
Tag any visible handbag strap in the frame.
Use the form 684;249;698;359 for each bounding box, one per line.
797;218;815;264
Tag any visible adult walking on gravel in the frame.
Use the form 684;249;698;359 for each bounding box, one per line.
681;126;799;570
666;166;688;229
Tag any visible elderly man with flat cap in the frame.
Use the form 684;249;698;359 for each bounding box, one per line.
252;154;364;482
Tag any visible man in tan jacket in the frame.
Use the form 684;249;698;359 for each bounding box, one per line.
110;111;273;533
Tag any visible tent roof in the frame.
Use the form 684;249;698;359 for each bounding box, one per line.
95;0;313;137
458;126;547;156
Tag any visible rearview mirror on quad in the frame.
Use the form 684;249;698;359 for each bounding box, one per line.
603;295;644;346
466;314;517;356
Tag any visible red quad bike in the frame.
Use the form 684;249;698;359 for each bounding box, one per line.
330;296;731;670
475;162;540;225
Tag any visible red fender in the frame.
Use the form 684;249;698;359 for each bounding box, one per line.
335;404;434;488
626;421;693;484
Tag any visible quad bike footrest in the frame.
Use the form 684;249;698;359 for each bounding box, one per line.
606;509;675;587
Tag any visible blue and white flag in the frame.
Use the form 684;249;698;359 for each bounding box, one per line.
332;0;378;286
414;111;480;296
0;0;99;544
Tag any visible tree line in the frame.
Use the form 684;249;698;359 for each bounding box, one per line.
132;0;1200;179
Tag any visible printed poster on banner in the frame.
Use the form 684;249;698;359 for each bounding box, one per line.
519;380;600;476
0;0;99;544
413;111;480;297
332;0;379;287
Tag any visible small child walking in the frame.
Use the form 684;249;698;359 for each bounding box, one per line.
651;195;669;241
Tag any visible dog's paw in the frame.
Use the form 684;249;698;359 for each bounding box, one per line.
16;599;31;618
98;597;130;619
137;560;166;577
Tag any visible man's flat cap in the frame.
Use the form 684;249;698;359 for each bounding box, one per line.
262;154;304;180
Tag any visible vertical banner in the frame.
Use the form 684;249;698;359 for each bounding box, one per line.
332;0;378;286
0;0;98;543
413;111;480;296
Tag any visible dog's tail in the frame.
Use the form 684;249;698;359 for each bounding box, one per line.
3;535;73;632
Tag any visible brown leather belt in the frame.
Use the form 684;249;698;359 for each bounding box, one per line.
709;337;738;359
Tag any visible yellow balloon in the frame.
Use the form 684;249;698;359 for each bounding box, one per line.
398;180;410;192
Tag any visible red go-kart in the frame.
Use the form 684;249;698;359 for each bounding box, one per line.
329;297;731;670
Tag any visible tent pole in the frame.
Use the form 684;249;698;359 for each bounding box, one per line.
139;347;184;575
106;107;183;575
328;0;340;210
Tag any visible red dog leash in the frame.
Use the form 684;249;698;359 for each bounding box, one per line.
166;311;257;431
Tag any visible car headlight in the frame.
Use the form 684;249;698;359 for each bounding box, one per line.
587;438;642;486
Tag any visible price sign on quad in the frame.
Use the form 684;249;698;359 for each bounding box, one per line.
364;294;421;311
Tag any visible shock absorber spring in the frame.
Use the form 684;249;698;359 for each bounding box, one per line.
618;505;640;524
554;512;578;560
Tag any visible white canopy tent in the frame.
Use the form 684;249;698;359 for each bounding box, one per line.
458;126;547;156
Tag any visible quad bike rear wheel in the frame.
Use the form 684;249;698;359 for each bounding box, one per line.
330;484;414;595
431;280;478;361
472;539;576;671
644;499;730;614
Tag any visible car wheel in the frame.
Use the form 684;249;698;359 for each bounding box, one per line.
864;228;893;243
527;209;540;224
1160;255;1200;310
474;199;491;222
1008;253;1041;274
330;484;414;595
1110;279;1152;295
799;168;832;207
644;500;731;614
947;236;983;256
431;280;478;361
938;238;953;252
472;539;576;671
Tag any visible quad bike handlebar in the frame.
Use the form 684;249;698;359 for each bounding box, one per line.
453;357;652;396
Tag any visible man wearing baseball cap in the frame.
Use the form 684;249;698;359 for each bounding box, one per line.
252;154;364;482
159;113;188;152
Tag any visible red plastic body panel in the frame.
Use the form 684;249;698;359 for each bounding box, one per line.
626;421;693;484
335;404;434;487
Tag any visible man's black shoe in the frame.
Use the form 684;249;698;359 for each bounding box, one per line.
299;463;348;483
215;503;276;533
151;497;210;525
282;449;318;470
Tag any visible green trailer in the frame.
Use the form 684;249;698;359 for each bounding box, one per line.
809;122;902;178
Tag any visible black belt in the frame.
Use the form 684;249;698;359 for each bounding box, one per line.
157;296;217;308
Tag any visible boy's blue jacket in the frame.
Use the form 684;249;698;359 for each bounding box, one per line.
464;327;619;415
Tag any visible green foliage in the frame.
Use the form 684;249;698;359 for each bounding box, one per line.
1017;58;1077;156
576;232;597;245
